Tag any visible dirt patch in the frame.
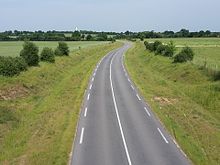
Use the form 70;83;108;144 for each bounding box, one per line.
153;96;177;105
0;85;29;100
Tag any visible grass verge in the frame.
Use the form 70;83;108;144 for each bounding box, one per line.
125;42;220;165
0;42;122;164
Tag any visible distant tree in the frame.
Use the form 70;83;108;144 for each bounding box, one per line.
40;47;55;63
178;29;190;37
86;34;93;41
72;31;81;41
20;41;39;66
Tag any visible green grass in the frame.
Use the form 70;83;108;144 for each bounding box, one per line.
0;42;122;164
125;42;220;165
0;41;109;57
145;38;220;70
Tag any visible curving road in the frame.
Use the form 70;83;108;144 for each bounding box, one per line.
71;43;191;165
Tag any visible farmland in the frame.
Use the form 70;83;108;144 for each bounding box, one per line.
0;41;122;164
125;41;220;165
145;38;220;70
0;41;109;57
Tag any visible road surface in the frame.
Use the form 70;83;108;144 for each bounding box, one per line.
71;43;191;165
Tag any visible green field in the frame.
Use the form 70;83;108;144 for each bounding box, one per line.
0;42;122;164
0;41;109;57
125;42;220;165
145;38;220;70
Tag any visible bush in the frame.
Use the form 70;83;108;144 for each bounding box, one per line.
153;40;162;51
54;48;62;56
20;41;39;66
55;42;69;56
0;56;27;76
155;44;166;55
174;46;194;63
144;41;154;52
40;47;55;63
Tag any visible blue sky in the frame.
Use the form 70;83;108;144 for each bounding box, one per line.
0;0;219;32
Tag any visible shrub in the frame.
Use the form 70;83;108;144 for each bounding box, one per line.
153;40;162;51
20;41;39;66
155;41;175;57
155;44;166;55
40;47;55;63
174;46;194;63
55;42;69;56
54;48;62;56
144;41;154;52
0;56;27;76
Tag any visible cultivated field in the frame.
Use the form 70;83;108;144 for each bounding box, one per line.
0;42;122;164
0;41;109;57
145;38;220;70
125;41;220;165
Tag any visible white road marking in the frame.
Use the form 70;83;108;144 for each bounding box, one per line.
84;107;88;117
128;78;131;82
87;93;90;100
157;128;169;144
136;94;141;101
91;77;94;82
93;72;96;77
110;55;132;165
79;127;85;144
131;85;134;90
89;84;93;90
144;107;151;117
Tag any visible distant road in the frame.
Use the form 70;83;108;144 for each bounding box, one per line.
71;43;191;165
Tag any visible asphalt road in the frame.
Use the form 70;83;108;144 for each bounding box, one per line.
71;43;191;165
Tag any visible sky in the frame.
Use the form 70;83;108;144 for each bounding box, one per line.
0;0;220;32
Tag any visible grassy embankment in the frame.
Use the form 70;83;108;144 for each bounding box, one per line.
0;41;109;57
125;42;220;165
0;42;122;164
145;38;220;71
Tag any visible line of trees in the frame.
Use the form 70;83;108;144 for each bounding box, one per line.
0;42;70;77
0;29;219;41
0;30;116;41
144;41;194;63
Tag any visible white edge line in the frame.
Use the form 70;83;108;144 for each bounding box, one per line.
110;54;132;165
84;107;88;117
89;84;93;90
144;107;151;117
131;85;134;90
79;127;85;144
91;77;94;82
157;128;169;144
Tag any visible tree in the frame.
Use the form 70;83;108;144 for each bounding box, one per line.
40;47;55;63
174;46;194;63
86;34;93;41
72;31;81;41
20;41;39;66
55;42;69;56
